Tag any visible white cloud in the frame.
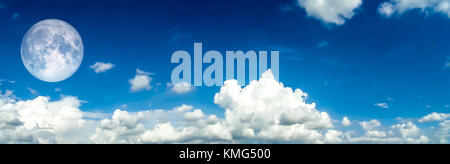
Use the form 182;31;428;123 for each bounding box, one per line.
347;120;429;144
342;117;351;126
90;107;232;144
359;120;381;130
184;109;205;121
129;69;153;92
296;0;363;25
89;109;148;143
90;62;115;73
379;2;396;16
374;103;389;109
0;92;93;143
437;120;450;143
419;112;450;122
140;122;190;143
0;70;445;144
84;70;343;144
167;82;194;94
214;70;336;143
346;134;429;144
365;130;387;138
378;0;450;18
391;121;420;138
173;104;194;113
0;110;22;129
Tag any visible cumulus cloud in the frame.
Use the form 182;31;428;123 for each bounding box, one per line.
360;120;381;130
90;107;231;144
342;117;351;126
437;120;450;143
167;82;194;94
0;70;445;144
184;109;205;121
90;62;115;73
92;70;341;144
346;120;429;144
296;0;363;25
378;0;450;18
0;91;93;143
214;70;336;143
391;121;420;138
2;71;343;144
129;69;153;92
419;112;450;123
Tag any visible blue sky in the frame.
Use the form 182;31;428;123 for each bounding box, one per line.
0;0;450;143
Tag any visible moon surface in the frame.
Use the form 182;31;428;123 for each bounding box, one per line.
21;19;83;82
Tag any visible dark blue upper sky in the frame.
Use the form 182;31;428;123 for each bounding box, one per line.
0;0;449;124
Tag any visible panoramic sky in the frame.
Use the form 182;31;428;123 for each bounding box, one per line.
0;0;450;143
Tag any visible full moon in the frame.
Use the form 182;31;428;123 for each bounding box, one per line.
21;19;83;82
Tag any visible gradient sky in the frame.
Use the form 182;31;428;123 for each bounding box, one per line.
0;0;450;143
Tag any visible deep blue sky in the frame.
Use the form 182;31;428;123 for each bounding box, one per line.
0;0;449;124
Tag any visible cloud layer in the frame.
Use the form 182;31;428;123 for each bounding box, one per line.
1;71;449;143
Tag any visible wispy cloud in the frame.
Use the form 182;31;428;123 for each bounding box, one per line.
279;3;296;13
386;97;394;102
0;79;15;86
317;41;329;48
170;32;192;41
11;12;19;21
272;46;303;61
374;103;389;109
445;57;450;69
27;87;40;96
